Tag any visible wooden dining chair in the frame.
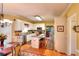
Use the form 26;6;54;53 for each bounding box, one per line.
15;44;21;56
12;44;22;56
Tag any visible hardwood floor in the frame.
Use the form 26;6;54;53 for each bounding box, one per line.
20;44;67;56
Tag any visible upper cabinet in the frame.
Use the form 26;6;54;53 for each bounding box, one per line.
15;19;33;31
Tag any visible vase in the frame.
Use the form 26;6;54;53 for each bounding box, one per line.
1;40;4;46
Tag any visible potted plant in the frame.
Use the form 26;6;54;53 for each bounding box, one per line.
0;33;7;46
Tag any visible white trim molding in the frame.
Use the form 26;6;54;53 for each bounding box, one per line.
67;13;77;55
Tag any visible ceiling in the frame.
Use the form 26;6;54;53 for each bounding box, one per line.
0;3;70;22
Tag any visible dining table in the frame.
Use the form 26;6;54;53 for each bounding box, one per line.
0;45;12;56
0;42;20;56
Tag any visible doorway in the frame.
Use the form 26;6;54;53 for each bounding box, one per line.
67;13;77;55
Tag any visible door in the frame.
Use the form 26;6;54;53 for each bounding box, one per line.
67;13;77;55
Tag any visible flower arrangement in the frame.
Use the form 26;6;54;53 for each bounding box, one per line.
0;33;7;41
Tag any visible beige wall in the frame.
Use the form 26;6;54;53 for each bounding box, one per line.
54;17;67;53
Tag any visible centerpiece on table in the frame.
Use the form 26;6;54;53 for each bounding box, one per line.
0;33;7;46
0;33;7;41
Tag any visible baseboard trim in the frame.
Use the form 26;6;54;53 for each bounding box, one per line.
55;50;67;56
55;50;76;56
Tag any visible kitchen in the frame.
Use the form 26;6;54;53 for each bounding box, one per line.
0;18;54;56
0;3;69;56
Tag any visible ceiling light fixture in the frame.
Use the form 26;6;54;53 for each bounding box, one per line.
34;15;42;21
0;3;13;27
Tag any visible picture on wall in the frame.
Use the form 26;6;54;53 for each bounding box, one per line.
57;25;64;32
73;25;79;32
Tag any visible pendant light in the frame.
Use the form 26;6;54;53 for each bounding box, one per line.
0;3;4;20
0;3;13;28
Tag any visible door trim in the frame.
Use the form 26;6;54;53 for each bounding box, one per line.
67;13;77;55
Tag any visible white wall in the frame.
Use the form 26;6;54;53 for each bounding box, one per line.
0;21;12;43
54;17;67;53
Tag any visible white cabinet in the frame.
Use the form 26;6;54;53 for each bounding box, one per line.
15;20;23;30
15;19;33;31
